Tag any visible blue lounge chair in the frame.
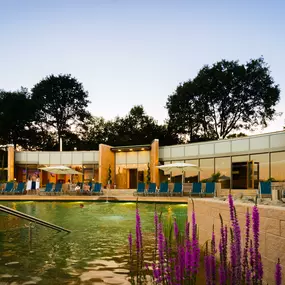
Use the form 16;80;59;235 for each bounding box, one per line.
14;182;26;194
204;182;215;196
91;183;103;195
134;182;145;196
54;183;62;195
259;181;271;198
172;183;183;196
3;182;14;194
42;183;54;195
190;182;202;197
146;183;156;195
158;183;169;196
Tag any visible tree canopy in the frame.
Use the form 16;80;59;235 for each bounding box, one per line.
31;74;91;143
167;57;281;141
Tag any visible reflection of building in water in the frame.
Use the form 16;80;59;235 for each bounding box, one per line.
2;131;285;190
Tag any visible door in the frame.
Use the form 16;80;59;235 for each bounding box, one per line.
129;169;138;189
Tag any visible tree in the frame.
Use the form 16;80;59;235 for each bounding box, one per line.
166;57;281;141
0;88;36;148
31;74;91;143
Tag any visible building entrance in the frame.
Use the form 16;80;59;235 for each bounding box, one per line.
232;161;259;189
129;169;138;189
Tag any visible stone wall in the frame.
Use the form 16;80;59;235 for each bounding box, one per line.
188;198;285;284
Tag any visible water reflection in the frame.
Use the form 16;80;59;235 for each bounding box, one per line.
0;202;187;284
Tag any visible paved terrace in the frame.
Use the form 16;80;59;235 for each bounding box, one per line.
0;189;188;203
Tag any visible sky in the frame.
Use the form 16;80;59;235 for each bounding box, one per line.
0;0;284;134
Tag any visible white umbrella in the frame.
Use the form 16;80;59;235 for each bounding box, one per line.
157;162;200;182
39;166;82;175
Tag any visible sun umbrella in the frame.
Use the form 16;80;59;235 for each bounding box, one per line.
39;166;82;175
157;162;200;182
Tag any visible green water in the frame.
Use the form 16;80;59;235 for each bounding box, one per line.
0;201;187;285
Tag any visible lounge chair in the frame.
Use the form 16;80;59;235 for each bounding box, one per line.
42;183;54;195
171;183;183;196
134;182;145;196
146;183;156;195
91;183;103;195
14;182;26;194
259;181;271;199
54;183;62;195
158;183;169;196
203;182;215;197
3;182;14;194
189;182;202;197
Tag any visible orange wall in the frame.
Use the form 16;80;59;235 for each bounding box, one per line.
7;144;14;181
99;144;115;187
150;139;159;186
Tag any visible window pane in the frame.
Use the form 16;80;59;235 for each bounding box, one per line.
271;152;285;181
185;159;199;183
200;158;214;181
250;153;269;182
171;160;184;183
215;157;231;189
232;155;249;163
159;161;170;183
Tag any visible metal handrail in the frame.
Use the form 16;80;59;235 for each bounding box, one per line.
0;204;71;233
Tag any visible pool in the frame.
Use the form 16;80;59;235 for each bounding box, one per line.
0;201;187;284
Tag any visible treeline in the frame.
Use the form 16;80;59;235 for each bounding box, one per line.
0;57;281;151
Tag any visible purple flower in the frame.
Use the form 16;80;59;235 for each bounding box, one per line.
229;194;235;221
211;229;216;283
242;209;250;281
275;258;282;285
252;205;262;282
205;254;212;285
191;211;200;275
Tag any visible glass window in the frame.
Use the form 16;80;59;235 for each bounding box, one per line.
116;164;127;189
185;160;199;183
215;157;231;189
250;153;269;182
200;158;214;182
271;152;285;182
159;161;170;184
171;160;184;183
232;155;249;163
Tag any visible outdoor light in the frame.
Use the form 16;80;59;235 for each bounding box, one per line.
129;148;133;151
141;148;145;150
118;149;121;152
74;147;77;151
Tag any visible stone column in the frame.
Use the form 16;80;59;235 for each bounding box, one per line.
7;144;15;181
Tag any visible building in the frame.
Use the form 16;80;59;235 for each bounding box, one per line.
5;131;285;190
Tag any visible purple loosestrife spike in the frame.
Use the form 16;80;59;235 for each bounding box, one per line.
275;258;282;285
191;211;200;275
228;194;235;221
257;252;263;281
211;229;216;283
242;209;250;281
174;218;179;243
252;205;261;283
158;221;165;283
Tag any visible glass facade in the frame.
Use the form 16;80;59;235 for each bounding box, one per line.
185;159;199;183
250;153;269;182
271;152;285;181
215;157;231;189
200;158;214;181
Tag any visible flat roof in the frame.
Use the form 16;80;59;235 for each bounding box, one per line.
110;144;151;152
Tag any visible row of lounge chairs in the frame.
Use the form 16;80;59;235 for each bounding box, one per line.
0;182;26;194
0;182;103;195
134;182;216;197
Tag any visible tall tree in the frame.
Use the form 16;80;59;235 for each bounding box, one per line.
0;88;36;148
31;74;91;142
166;57;280;141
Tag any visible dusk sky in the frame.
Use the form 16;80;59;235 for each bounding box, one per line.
0;0;284;134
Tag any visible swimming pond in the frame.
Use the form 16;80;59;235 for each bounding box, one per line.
0;201;187;284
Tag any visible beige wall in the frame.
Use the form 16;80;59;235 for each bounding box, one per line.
150;139;159;186
188;198;285;284
99;144;115;186
7;144;14;181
